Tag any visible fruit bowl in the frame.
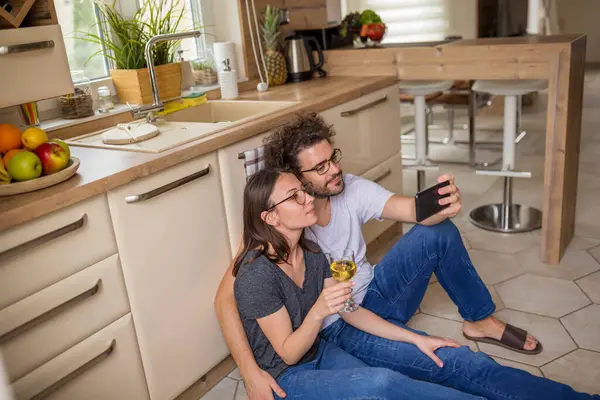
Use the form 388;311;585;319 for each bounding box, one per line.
0;157;80;196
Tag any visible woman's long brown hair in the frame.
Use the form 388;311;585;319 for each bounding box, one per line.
232;168;315;277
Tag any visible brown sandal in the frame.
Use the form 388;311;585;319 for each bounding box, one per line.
463;323;543;355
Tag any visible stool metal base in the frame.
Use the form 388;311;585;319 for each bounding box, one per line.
469;204;542;233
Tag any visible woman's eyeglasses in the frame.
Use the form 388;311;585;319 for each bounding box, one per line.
300;149;342;175
266;187;309;211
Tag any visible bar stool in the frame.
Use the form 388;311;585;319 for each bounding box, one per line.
399;80;454;191
469;79;547;233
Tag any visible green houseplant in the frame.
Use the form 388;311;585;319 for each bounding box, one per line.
76;0;193;105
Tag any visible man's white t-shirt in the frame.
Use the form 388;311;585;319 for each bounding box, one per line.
304;174;394;329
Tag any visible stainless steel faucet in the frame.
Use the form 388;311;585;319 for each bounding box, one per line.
131;31;203;122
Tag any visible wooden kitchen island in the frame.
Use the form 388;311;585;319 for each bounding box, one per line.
323;34;587;265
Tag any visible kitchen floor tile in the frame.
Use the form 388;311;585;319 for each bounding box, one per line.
490;357;544;377
591;245;600;264
464;229;540;255
576;271;600;304
560;304;600;352
406;314;478;352
467;250;525;285
201;377;239;400
228;368;243;381
516;240;600;281
420;283;503;322
496;274;590;318
541;350;600;395
476;309;577;367
235;383;248;400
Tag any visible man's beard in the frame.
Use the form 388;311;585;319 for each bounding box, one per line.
309;172;344;198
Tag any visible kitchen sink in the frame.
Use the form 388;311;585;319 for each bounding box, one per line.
65;100;298;154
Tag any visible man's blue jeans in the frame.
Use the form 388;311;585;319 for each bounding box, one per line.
275;339;484;400
321;220;598;400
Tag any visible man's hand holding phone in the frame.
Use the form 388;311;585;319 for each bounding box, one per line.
434;174;462;218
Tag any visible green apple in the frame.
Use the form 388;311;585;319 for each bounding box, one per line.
50;139;71;160
7;151;42;181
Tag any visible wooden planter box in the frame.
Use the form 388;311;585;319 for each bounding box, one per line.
110;63;182;106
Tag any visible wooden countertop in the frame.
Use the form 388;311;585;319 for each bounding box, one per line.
0;76;396;231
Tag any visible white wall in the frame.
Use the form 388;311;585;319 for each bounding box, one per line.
555;0;600;63
210;0;247;78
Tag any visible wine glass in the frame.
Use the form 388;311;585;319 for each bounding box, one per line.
326;249;359;312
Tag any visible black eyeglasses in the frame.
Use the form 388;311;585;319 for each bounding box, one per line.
300;149;342;175
265;188;308;211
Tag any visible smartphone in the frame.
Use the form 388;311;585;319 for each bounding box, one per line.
415;180;451;222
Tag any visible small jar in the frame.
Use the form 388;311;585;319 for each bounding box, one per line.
97;86;114;113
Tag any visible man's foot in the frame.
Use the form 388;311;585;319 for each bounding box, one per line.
463;316;538;351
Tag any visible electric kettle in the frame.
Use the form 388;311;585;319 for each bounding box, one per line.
284;34;326;82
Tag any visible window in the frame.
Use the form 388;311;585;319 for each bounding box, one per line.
55;0;215;82
55;0;110;81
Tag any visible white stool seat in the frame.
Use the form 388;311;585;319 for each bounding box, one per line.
472;80;547;96
398;80;454;96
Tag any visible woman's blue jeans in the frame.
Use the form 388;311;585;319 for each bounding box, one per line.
320;220;597;400
275;339;484;400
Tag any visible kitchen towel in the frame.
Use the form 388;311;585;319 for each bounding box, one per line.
242;145;266;181
213;42;238;80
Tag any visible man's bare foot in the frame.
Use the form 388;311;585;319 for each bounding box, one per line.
463;316;538;351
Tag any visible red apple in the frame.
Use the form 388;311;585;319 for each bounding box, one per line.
35;142;69;175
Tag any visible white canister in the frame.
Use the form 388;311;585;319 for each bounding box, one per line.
219;70;239;100
213;42;238;80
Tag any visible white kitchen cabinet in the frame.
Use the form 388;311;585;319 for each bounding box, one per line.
217;131;271;257
319;84;401;176
107;152;231;400
12;313;149;400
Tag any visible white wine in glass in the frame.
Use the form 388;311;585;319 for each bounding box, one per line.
326;249;359;312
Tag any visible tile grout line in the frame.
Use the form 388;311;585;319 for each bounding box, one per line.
539;347;580;370
558;302;594;321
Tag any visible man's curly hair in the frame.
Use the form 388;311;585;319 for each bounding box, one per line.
263;112;335;174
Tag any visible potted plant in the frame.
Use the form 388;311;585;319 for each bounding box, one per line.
190;58;217;86
76;0;192;105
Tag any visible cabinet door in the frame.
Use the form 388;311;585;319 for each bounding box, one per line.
217;131;270;257
107;153;231;400
319;85;401;176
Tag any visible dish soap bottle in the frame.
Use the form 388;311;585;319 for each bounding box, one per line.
218;58;239;100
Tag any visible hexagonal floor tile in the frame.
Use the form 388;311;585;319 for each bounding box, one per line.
561;304;600;352
236;382;249;400
491;357;543;377
464;229;540;254
468;250;525;285
591;245;600;265
576;271;600;304
202;377;239;400
541;349;600;395
420;282;504;322
476;309;576;367
406;314;478;352
516;238;600;281
496;274;590;318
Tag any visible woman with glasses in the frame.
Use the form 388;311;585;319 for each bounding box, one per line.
232;167;485;400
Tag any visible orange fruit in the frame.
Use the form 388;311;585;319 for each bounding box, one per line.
3;149;23;169
0;124;22;153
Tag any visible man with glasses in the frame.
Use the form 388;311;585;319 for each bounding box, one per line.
215;113;547;400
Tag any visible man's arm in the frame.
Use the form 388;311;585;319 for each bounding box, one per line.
380;173;462;226
214;261;286;399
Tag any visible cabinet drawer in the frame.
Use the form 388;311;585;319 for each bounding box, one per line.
319;84;401;176
217;131;271;257
0;25;73;108
0;195;117;310
1;254;129;383
361;153;403;245
11;313;149;400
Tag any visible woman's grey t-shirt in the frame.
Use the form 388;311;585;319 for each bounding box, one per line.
234;244;330;379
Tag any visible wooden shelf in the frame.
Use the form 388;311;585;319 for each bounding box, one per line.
0;0;57;29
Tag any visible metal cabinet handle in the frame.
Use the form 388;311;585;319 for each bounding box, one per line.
0;40;55;55
0;214;87;263
0;279;102;343
373;168;392;183
126;164;211;203
341;95;388;117
22;339;116;400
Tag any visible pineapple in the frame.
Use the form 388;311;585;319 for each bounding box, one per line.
261;5;288;86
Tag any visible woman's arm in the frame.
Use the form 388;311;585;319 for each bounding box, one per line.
257;281;353;365
340;307;460;367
